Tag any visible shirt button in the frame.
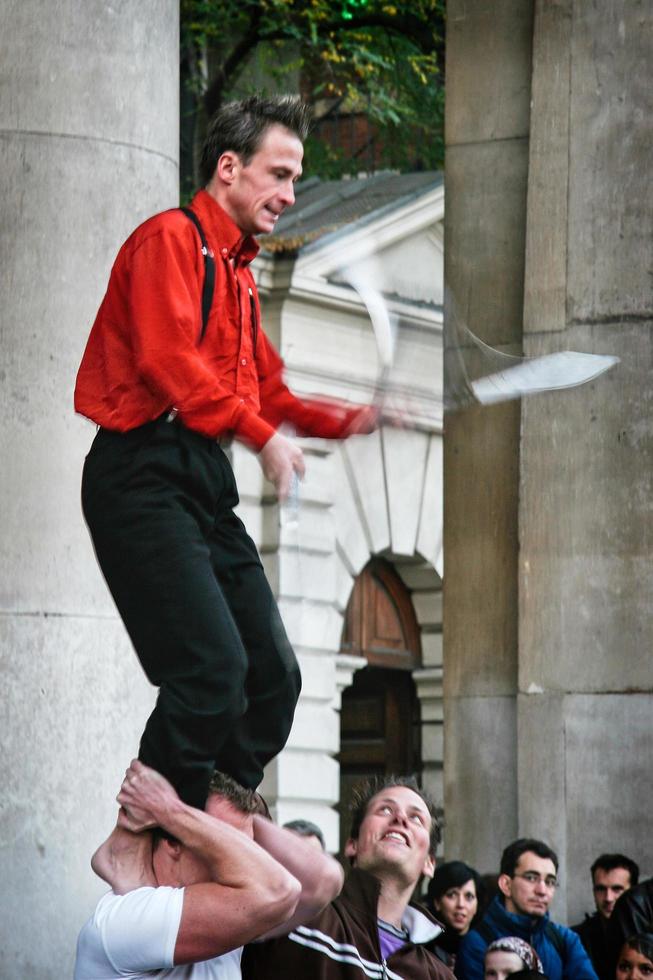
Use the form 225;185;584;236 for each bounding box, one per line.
241;358;247;366
221;247;228;257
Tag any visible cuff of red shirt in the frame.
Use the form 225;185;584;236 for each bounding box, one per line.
177;403;276;452
233;410;277;452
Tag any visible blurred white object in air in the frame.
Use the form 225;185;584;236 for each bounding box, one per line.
471;350;620;404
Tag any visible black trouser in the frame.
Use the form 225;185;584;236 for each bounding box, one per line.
81;417;301;809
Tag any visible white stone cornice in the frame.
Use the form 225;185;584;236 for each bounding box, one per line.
333;654;367;709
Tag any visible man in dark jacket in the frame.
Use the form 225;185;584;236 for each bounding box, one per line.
606;878;653;973
456;838;598;980
242;776;454;979
572;853;640;980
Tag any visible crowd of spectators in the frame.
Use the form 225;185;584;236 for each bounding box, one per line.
413;838;650;980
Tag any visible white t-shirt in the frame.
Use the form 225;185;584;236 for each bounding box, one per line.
74;886;242;979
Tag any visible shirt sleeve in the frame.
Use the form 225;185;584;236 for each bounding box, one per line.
96;886;184;974
257;333;374;439
123;226;275;448
562;928;599;980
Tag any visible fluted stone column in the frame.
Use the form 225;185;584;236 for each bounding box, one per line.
0;2;178;974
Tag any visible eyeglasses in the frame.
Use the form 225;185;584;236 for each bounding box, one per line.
512;872;559;889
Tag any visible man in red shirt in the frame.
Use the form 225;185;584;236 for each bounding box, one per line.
76;95;375;810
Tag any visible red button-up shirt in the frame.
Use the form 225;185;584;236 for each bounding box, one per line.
75;190;365;450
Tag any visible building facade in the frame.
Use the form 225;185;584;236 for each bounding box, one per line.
239;173;446;851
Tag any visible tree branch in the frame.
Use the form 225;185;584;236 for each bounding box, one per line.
312;12;439;52
203;6;263;116
201;7;441;118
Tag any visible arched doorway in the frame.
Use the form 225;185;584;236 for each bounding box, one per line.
338;557;422;855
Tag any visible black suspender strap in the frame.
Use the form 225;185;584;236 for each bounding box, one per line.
180;207;215;344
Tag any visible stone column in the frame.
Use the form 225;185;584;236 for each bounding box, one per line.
444;0;653;921
518;0;653;921
443;0;534;868
0;2;178;975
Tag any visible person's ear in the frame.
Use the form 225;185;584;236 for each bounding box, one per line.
422;853;436;879
344;838;357;862
216;151;239;184
498;872;512;899
162;838;183;862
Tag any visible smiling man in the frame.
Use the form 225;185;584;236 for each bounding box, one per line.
75;95;377;813
456;838;598;980
242;776;454;980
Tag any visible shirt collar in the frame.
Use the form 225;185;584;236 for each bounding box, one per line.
190;189;260;265
495;895;550;932
343;869;444;945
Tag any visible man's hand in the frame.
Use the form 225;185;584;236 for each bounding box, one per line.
116;759;181;832
258;432;305;501
343;404;380;435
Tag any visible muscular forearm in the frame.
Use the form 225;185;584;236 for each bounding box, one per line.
252;816;343;928
117;761;298;894
156;799;297;893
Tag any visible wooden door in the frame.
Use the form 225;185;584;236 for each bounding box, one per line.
338;559;422;855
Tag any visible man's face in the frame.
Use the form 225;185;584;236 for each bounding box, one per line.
344;786;435;888
173;795;254;886
498;851;557;918
593;867;632;920
221;123;303;235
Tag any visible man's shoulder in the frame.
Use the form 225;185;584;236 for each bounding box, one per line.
93;884;181;918
547;917;585;943
544;917;575;944
571;913;599;938
465;896;511;942
119;207;197;258
74;886;185;979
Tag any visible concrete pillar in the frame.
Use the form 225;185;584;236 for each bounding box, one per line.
518;0;653;921
0;2;179;975
444;0;653;921
443;0;534;868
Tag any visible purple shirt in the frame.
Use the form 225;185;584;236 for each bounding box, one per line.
378;919;408;960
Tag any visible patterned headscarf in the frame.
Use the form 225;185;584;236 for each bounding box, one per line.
486;936;545;973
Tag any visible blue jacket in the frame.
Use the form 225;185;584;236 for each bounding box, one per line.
456;895;598;980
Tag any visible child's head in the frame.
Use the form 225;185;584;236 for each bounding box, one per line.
484;937;543;979
616;935;653;980
485;950;526;980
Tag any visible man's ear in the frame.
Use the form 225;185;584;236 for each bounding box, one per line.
216;150;239;184
344;838;357;862
162;838;183;862
497;872;512;899
422;853;436;880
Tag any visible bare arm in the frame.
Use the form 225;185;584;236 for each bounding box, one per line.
90;813;156;894
251;816;344;939
117;761;301;964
